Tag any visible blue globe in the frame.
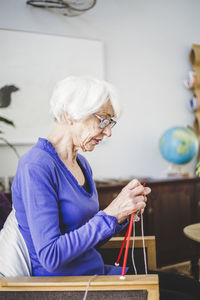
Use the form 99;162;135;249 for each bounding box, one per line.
159;126;199;165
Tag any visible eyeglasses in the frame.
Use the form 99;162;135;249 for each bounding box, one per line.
93;113;117;129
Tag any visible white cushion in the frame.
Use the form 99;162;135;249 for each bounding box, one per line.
0;209;32;277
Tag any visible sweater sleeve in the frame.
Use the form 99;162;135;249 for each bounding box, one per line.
18;163;119;273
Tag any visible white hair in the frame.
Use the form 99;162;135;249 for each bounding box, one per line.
49;76;122;122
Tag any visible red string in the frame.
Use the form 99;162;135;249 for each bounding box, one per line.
115;225;129;265
121;212;134;277
119;183;146;279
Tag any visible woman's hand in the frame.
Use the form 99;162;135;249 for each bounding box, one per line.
103;179;151;224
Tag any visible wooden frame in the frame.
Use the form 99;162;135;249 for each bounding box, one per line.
0;236;159;299
102;236;157;270
0;275;159;300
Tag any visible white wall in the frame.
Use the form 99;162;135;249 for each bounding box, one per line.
0;0;200;188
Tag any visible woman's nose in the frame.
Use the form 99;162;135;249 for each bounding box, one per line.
103;125;112;137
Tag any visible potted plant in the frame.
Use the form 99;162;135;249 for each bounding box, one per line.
196;161;200;177
0;115;20;158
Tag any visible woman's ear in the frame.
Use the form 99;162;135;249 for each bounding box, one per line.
63;112;74;125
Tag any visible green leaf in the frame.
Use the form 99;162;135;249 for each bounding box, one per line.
0;137;20;159
0;116;15;127
196;162;200;177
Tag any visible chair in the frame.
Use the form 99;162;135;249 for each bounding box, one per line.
0;236;159;300
0;192;12;230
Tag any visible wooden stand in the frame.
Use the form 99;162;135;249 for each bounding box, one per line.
190;45;200;149
0;274;159;300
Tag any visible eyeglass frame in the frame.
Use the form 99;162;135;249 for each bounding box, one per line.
93;113;117;129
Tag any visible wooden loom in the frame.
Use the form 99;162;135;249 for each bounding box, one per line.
0;236;159;300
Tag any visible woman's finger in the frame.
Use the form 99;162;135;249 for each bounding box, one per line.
135;201;146;211
144;187;151;195
125;179;141;190
131;195;146;206
129;185;145;197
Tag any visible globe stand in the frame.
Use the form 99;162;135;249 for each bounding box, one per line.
165;163;190;177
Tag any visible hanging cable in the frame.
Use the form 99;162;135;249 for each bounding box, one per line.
83;274;97;300
141;213;148;274
131;216;137;274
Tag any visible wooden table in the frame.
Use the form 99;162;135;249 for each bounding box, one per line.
183;223;200;280
184;223;200;243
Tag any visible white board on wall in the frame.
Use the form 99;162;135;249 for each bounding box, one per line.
0;29;104;144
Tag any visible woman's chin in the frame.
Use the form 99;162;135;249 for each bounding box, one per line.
81;143;96;152
86;145;96;152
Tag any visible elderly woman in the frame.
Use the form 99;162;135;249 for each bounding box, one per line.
11;76;149;277
1;76;200;300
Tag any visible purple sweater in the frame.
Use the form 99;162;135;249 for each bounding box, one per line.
11;138;126;276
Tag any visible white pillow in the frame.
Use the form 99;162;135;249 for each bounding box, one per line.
0;209;32;277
